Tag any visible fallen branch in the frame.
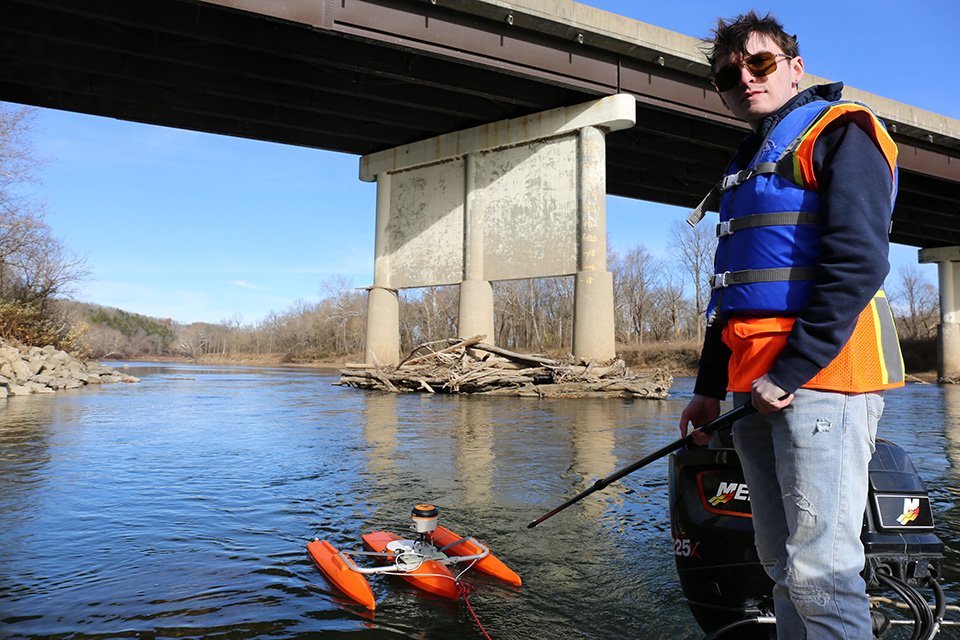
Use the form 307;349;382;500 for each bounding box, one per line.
469;342;558;367
399;335;485;367
369;351;398;393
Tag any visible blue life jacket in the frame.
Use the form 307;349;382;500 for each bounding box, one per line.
691;99;897;323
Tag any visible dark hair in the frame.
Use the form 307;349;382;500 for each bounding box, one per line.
702;10;799;70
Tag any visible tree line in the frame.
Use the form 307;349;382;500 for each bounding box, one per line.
55;253;941;367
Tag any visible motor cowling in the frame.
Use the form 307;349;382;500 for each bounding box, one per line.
861;442;943;589
669;439;944;638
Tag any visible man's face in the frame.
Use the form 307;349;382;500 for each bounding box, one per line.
714;32;805;131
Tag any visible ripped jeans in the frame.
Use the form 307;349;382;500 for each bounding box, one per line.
732;388;883;640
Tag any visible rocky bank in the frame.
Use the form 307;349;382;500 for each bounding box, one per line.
0;341;139;398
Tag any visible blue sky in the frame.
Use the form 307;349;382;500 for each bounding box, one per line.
27;0;959;325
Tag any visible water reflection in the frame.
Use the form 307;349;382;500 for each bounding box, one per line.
362;392;401;478
565;400;618;522
453;398;496;505
944;386;960;475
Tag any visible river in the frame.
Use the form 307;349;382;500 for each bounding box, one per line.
1;363;959;639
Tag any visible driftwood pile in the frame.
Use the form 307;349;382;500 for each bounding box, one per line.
339;336;672;399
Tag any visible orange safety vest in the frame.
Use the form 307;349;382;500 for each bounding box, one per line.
723;289;905;393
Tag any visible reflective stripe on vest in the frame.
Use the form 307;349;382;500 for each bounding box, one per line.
722;290;905;392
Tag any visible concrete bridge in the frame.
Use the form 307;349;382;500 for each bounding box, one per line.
3;0;960;374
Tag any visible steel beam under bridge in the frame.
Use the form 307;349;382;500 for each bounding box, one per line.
2;0;958;249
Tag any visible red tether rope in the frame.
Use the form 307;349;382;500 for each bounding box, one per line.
457;581;492;640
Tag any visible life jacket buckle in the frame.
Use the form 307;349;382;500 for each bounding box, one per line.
711;272;731;289
720;171;742;191
717;220;732;238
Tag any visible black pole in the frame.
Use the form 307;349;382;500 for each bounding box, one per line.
526;402;758;529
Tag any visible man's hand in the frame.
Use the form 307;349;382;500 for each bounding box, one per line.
751;374;794;413
680;394;721;446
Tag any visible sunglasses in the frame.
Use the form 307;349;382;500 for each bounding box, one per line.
712;52;792;92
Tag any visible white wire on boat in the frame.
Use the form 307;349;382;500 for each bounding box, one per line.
384;551;462;586
372;538;482;586
456;559;479;581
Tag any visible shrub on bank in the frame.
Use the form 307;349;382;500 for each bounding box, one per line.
0;299;89;357
618;341;701;377
900;337;937;376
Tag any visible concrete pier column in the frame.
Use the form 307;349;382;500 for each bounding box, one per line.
572;125;616;362
458;152;495;343
919;246;960;380
364;172;400;366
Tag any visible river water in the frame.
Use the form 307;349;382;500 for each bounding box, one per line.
1;363;959;640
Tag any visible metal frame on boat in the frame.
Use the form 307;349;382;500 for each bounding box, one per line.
308;504;521;610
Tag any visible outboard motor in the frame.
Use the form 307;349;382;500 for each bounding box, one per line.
669;439;945;639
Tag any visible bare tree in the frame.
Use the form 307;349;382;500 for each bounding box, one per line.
544;275;574;350
400;285;458;351
0;104;44;196
3;227;89;306
890;264;939;340
650;270;689;341
611;244;661;344
176;323;210;359
0;103;89;320
667;220;716;342
320;276;366;354
493;277;572;353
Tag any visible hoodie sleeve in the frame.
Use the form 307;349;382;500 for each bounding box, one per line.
765;115;894;393
693;322;731;399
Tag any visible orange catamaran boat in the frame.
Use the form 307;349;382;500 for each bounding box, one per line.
308;504;521;610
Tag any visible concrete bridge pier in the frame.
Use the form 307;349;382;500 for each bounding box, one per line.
919;246;960;380
458;152;496;344
364;172;400;366
573;125;616;363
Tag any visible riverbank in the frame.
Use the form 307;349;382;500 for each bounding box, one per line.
140;341;702;374
0;339;140;397
129;337;941;384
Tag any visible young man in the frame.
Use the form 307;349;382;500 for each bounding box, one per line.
679;11;904;640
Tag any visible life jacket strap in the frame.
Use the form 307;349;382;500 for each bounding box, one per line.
687;188;719;227
716;211;825;237
687;161;787;227
710;266;818;290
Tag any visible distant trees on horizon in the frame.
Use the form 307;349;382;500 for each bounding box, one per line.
52;249;941;369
